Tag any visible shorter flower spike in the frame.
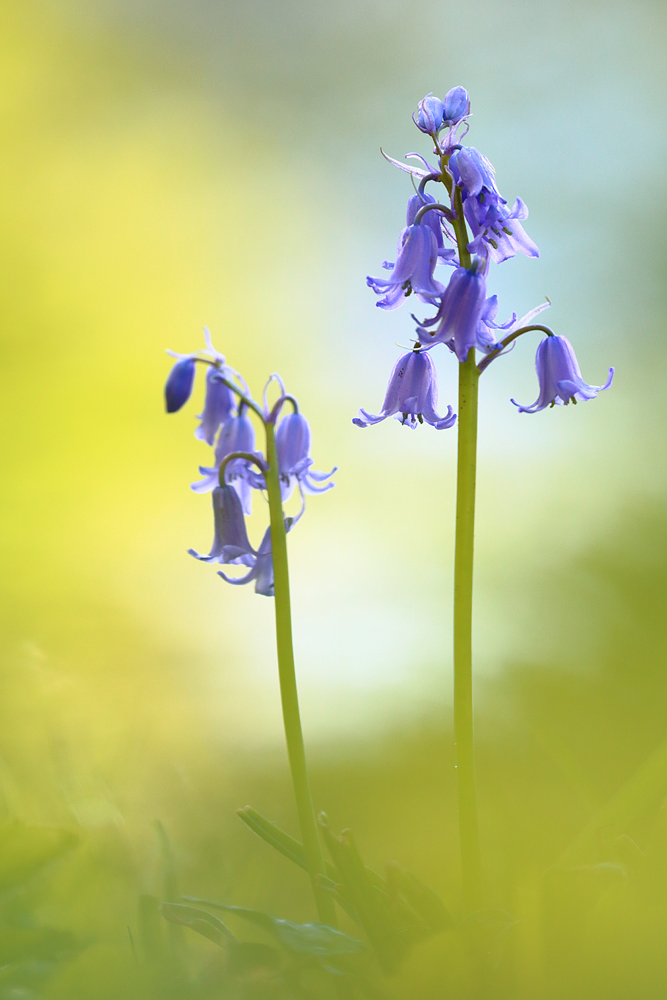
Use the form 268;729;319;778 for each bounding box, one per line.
353;349;456;430
188;485;256;565
512;335;614;413
165;357;196;413
276;412;336;502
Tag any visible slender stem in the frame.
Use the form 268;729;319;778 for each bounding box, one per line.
263;421;337;927
478;325;555;374
454;351;483;912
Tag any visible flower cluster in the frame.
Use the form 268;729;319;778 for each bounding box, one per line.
165;332;335;595
357;87;613;428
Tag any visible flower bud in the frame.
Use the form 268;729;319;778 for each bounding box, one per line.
442;86;470;125
165;357;196;413
413;93;445;134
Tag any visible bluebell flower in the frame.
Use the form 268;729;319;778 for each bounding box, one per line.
466;195;539;264
219;527;275;597
415;260;487;362
353;349;456;430
367;224;446;310
448;146;538;264
512;335;614;413
195;365;236;446
188;485;256;566
449;146;499;199
191;404;259;514
405;194;458;266
165;356;196;413
413;93;445;135
275;412;336;501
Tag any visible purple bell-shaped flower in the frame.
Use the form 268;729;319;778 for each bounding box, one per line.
416;260;487;362
191;405;259;514
353;349;456;430
188;485;256;566
219;526;275;598
195;365;236;446
512;335;614;413
367;224;446;311
275;412;336;502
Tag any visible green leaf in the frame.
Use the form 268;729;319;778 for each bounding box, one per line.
160;903;237;949
237;806;338;880
0;820;78;894
182;898;365;957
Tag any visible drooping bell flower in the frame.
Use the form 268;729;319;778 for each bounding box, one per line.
512;335;614;413
165;356;196;413
188;485;256;566
448;146;538;264
191;404;259;514
353;349;456;430
405;194;457;266
195;365;236;446
416;259;487;362
275;411;336;502
219;527;275;597
367;224;446;310
466;195;539;264
449;146;500;199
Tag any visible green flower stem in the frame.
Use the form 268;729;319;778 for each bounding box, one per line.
454;350;483;913
449;178;482;911
263;421;337;927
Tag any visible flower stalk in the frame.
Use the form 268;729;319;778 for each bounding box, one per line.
453;350;482;912
263;420;337;926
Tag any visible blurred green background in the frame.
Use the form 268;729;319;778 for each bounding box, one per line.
2;0;667;995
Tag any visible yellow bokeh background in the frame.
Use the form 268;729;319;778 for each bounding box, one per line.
2;0;667;995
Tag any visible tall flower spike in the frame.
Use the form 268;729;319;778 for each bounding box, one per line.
416;260;487;362
512;335;614;413
275;411;336;502
165;356;196;413
188;485;256;566
367;224;446;310
353;349;456;430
